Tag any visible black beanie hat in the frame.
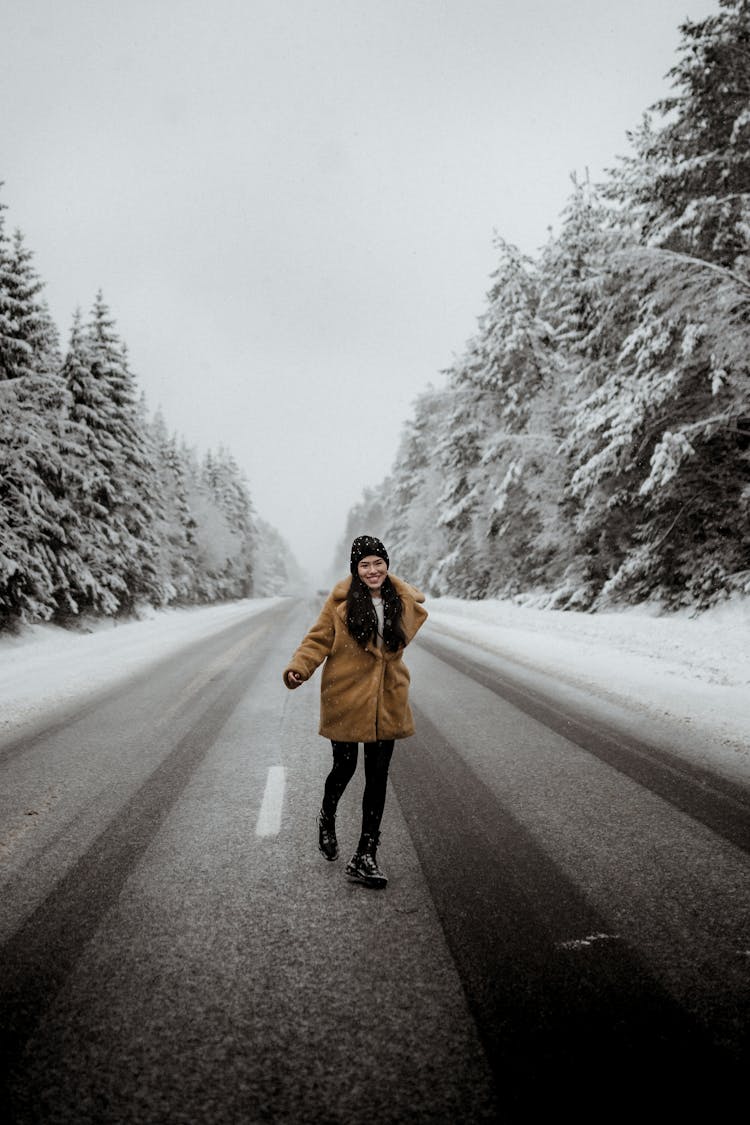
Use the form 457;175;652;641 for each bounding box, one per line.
350;535;389;574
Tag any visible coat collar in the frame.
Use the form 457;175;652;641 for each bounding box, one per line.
332;574;426;646
331;573;425;607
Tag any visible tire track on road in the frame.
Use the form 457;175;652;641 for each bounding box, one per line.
418;632;750;852
392;704;744;1117
0;609;285;1113
0;602;285;766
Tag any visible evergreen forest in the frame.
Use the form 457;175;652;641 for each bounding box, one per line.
339;0;750;611
0;213;297;630
3;2;749;625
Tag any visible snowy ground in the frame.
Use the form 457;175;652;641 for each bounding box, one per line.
0;600;279;739
0;593;748;785
427;594;750;786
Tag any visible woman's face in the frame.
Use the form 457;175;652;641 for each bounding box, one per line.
357;555;388;593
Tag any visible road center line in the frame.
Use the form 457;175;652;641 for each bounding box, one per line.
256;766;286;837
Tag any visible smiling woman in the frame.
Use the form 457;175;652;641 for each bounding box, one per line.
283;535;427;888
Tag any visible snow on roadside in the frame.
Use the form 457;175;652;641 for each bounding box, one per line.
0;599;279;738
426;594;750;783
1;593;747;784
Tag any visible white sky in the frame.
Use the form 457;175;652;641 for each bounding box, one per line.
1;0;715;584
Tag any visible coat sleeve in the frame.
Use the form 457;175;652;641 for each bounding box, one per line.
396;581;428;645
282;599;336;687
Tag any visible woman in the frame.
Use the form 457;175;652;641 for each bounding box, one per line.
283;535;428;889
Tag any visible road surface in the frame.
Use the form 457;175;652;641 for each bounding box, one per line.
1;597;748;1123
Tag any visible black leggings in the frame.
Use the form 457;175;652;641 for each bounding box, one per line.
322;739;395;839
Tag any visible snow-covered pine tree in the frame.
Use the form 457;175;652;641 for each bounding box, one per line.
610;0;750;270
198;447;256;599
0;197;30;383
383;386;451;591
429;345;490;595
569;255;750;607
179;442;219;601
434;238;559;597
537;176;643;605
65;292;165;614
58;309;123;616
0;229;62;380
146;410;201;604
539;173;621;367
0;370;88;625
253;517;303;596
565;1;750;607
0;215;84;625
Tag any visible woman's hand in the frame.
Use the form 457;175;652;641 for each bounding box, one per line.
285;670;304;689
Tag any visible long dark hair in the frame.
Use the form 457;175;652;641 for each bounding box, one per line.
346;574;407;651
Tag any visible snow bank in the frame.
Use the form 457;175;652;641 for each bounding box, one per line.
426;594;750;783
0;600;279;738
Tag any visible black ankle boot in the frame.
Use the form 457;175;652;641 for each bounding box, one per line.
318;809;338;861
346;833;387;888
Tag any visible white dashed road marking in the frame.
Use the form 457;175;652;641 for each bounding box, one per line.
256;766;286;837
556;932;619;951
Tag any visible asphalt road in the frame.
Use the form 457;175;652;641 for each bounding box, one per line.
0;598;748;1123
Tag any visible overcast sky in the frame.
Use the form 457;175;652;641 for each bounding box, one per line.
2;0;715;584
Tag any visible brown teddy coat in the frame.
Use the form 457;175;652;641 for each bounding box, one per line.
283;574;428;742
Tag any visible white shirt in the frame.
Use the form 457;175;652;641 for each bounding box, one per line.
371;595;384;648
